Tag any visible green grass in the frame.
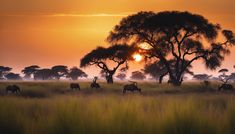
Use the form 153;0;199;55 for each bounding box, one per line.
0;81;235;134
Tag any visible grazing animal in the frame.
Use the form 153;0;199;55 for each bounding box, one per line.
218;84;234;91
123;83;141;93
90;83;100;89
70;83;80;90
90;76;100;89
6;85;21;94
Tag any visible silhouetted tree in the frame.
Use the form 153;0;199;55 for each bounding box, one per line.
229;73;235;82
21;65;40;79
67;67;88;80
5;73;22;80
51;65;68;80
144;60;193;83
144;61;167;83
80;44;137;84
130;71;146;80
107;11;235;86
218;68;230;83
34;69;54;80
0;66;12;79
193;74;212;80
116;73;126;80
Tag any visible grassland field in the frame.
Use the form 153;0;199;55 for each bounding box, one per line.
0;81;235;134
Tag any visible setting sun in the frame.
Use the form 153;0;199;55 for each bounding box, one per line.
133;54;142;62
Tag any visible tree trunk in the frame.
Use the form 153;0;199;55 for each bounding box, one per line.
106;75;114;84
159;74;165;84
159;72;168;84
169;76;182;86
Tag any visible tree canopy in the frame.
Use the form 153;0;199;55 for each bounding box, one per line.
51;65;68;80
218;68;230;83
0;66;12;79
5;73;22;80
67;67;88;80
116;73;126;80
80;44;137;83
193;74;212;81
21;65;40;79
34;69;54;80
107;11;235;86
130;71;146;80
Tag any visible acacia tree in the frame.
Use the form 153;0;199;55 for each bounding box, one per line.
80;44;136;84
229;73;235;82
218;68;230;83
193;74;212;81
21;65;40;79
5;73;22;80
0;66;12;79
34;69;54;80
130;71;146;80
107;11;235;86
67;67;88;80
116;73;126;80
51;65;68;80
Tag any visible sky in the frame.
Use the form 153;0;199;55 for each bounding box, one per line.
0;0;235;77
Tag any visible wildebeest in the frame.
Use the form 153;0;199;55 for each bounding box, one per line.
6;85;21;94
90;83;100;89
218;84;234;91
70;83;80;90
123;82;141;93
90;76;100;89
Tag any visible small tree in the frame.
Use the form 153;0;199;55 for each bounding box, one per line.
34;69;54;80
67;67;88;80
51;65;68;80
80;44;137;84
0;66;12;79
107;11;235;86
116;73;126;80
21;65;40;79
5;73;22;80
193;74;212;81
229;73;235;82
218;68;230;83
130;71;146;80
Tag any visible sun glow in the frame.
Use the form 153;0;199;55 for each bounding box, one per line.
133;54;142;62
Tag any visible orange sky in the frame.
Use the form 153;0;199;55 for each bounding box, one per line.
0;0;235;77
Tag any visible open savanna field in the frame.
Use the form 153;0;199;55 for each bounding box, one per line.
1;81;235;134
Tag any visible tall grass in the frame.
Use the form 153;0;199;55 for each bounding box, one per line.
0;81;235;133
0;94;235;134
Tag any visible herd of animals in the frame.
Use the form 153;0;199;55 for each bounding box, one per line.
4;77;142;94
4;78;235;95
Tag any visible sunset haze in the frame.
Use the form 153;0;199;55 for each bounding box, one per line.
1;0;235;76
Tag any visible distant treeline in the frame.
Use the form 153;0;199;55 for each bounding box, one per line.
0;65;87;80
